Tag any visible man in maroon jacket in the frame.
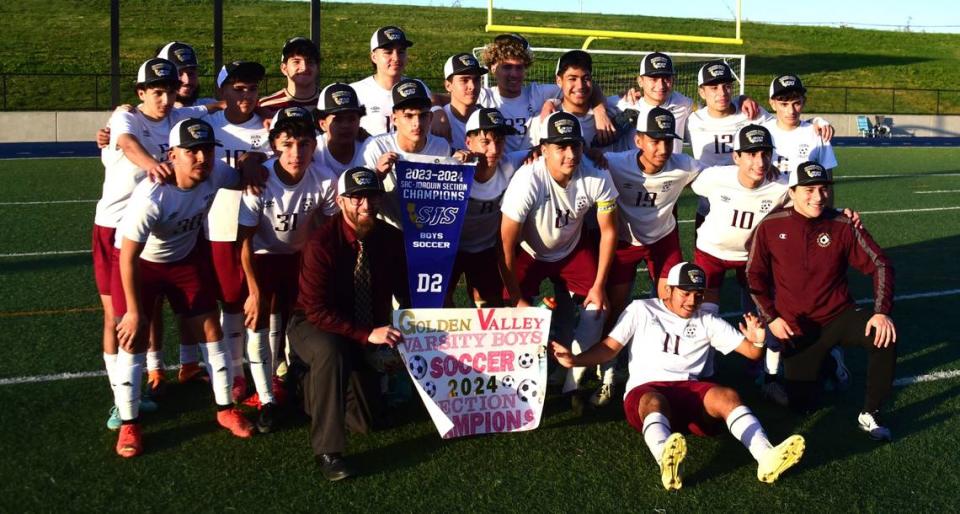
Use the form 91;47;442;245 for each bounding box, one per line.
746;161;897;441
287;166;409;481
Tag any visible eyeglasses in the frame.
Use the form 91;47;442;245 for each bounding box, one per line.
344;195;380;206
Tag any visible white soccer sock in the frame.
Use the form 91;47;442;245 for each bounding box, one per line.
726;405;773;462
103;352;118;395
564;301;607;393
112;349;144;421
268;313;282;374
200;340;232;407
764;346;782;375
221;311;246;379
642;412;673;464
179;343;199;365
146;350;164;372
246;329;275;404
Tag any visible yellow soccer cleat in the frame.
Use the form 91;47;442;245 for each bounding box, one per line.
758;434;805;483
659;432;687;491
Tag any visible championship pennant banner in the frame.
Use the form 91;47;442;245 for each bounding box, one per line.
396;159;475;308
394;307;550;439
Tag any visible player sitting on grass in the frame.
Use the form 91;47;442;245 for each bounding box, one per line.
259;37;321;120
112;118;253;457
551;262;805;490
238;110;339;433
95;58;221;430
432;52;488;151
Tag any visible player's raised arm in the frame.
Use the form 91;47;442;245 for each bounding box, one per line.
551;336;624;368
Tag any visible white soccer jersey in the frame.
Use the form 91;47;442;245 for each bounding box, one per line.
687;102;774;167
610;298;744;392
117;161;238;263
94;106;207;228
361;132;452;228
313;134;365;177
525;99;633;152
691;166;789;261
458;153;524;254
478;83;560;153
762;119;838;177
351;75;432;136
442;104;469;151
617;91;694;154
204;111;271;168
605;151;702;246
501;157;618;262
238;160;339;254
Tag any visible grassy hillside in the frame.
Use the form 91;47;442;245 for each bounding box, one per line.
0;0;958;111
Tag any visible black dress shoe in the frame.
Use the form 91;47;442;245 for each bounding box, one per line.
316;453;352;482
256;402;277;434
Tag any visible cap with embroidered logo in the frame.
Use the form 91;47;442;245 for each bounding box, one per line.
734;124;774;153
539;111;584;145
270;106;315;129
639;52;674;77
157;42;198;69
370;26;414;52
443;53;488;80
136;58;179;87
465;108;519;135
697;60;735;86
637;107;681;140
215;61;265;89
790;161;833;187
769;74;807;99
666;262;706;291
316;83;365;116
169;118;222;149
338;166;384;196
391;78;431;111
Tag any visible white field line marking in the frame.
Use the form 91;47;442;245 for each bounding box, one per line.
914;190;960;194
834;173;960;179
2;289;959;387
0;199;96;205
676;205;960;224
0;250;88;258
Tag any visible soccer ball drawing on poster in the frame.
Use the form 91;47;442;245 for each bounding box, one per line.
501;375;515;388
409;355;428;380
517;352;534;368
424;381;436;398
517;379;538;402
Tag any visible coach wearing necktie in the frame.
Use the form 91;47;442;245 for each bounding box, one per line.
288;166;409;482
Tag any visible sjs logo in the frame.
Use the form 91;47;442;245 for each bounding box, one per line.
407;204;459;229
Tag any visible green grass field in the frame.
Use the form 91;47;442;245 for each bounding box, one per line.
1;147;959;511
1;1;959;112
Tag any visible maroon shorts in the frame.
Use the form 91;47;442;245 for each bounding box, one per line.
110;248;218;318
449;246;504;307
694;248;747;290
199;238;246;304
252;252;301;306
609;227;683;286
623;380;722;437
92;224;118;295
510;236;598;299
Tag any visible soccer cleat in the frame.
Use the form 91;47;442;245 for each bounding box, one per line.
758;434;805;483
106;406;122;431
589;382;615;407
256;402;277;434
231;376;248;403
115;423;143;458
857;411;892;441
217;408;254;438
831;347;851;391
761;381;790;407
178;362;207;384
659;433;686;491
147;369;167;396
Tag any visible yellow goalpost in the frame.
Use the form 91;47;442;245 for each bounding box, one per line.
485;0;743;49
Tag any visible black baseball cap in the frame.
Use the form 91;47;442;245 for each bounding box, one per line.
392;78;431;111
338;166;384;196
370;26;414;51
215;61;265;88
444;53;488;80
555;50;592;76
666;262;706;291
639;52;674;77
169;118;221;149
157;42;198;69
790;161;833;187
316;83;365;116
734;124;774;153
135;58;179;87
465;108;519;136
698;60;735;86
281;36;319;62
636;107;681;140
769;74;807;98
539;111;584;145
270;106;315;129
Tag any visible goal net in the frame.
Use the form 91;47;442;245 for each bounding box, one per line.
473;47;746;102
